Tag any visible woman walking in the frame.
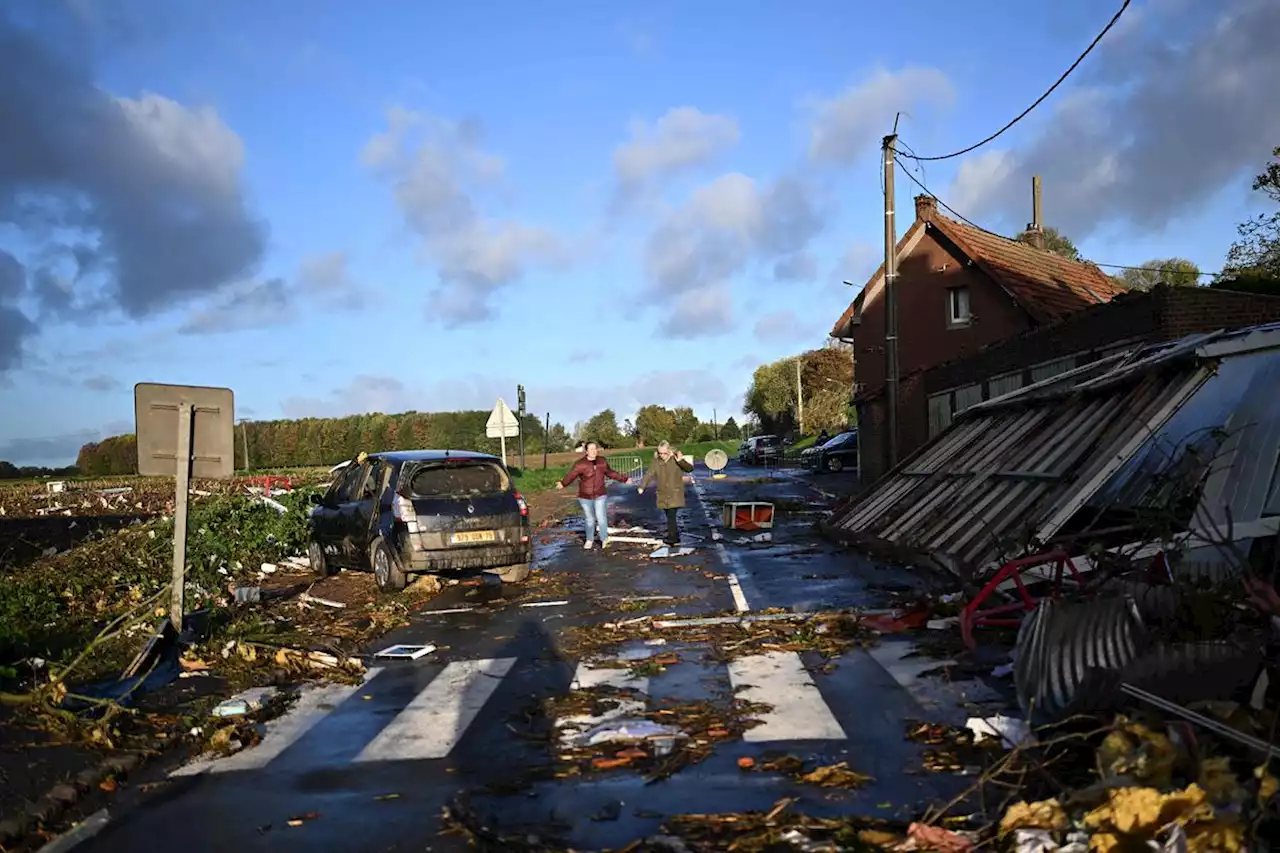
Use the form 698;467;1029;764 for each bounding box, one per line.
556;441;630;549
638;441;694;547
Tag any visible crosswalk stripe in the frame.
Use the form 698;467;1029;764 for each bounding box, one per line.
172;676;379;776
354;657;517;762
728;651;847;742
570;661;650;694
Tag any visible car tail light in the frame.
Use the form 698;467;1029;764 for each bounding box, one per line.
514;491;528;517
392;493;415;523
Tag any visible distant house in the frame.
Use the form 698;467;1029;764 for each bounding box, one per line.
831;195;1128;485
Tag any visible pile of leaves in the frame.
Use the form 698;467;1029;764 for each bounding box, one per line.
560;609;878;663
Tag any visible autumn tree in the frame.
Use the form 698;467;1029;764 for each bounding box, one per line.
1224;146;1280;279
634;405;677;445
582;409;624;448
1016;226;1081;262
744;345;854;435
1119;258;1202;291
671;407;700;443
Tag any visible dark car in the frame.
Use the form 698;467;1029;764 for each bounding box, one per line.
810;430;858;474
307;450;532;592
739;435;782;465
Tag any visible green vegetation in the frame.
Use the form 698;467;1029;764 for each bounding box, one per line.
1015;225;1081;261
1114;258;1202;290
744;344;854;436
511;465;571;494
0;489;320;673
1224;145;1280;280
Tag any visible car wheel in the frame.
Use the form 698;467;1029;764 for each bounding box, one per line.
308;539;336;577
492;562;531;584
827;456;843;473
370;536;406;592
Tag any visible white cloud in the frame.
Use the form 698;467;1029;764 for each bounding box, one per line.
613;107;739;194
942;0;1280;239
753;309;806;343
642;172;826;338
832;241;879;284
806;67;955;167
179;278;290;335
362;107;566;326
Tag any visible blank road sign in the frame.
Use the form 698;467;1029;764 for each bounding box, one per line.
134;383;235;479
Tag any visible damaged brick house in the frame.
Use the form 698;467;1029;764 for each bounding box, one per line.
831;195;1128;484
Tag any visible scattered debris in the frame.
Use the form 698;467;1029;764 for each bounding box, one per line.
373;644;436;661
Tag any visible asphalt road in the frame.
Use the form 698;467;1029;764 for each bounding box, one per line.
61;460;1003;852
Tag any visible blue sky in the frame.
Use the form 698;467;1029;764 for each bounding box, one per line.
2;0;1277;466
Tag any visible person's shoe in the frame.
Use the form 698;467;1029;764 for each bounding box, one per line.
601;538;611;549
584;540;594;550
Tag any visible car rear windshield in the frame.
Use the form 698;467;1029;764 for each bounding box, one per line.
758;436;780;447
405;462;509;498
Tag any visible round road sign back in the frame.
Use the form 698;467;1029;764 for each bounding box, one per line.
705;448;728;471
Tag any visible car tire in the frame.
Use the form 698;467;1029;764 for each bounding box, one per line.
827;457;844;473
308;539;336;577
371;536;406;592
493;562;532;584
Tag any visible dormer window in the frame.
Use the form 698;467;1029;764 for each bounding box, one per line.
948;286;971;327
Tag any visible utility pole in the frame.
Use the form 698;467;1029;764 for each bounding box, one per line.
240;420;250;470
883;133;900;468
517;385;527;469
543;412;550;470
795;357;805;435
713;408;718;440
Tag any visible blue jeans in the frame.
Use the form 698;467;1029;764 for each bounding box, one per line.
578;496;609;542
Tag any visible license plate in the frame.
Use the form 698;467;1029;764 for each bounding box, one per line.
451;530;496;544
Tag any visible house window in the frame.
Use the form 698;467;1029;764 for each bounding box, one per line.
1030;356;1076;384
927;393;953;438
988;371;1025;400
948;287;971;326
954;383;983;415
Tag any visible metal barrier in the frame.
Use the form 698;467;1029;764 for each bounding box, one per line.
608;454;645;482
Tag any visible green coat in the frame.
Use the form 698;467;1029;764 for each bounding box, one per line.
642;455;694;509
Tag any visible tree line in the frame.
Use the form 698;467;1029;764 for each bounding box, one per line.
72;405;742;476
744;343;855;437
0;461;81;480
75;411;576;476
572;408;740;449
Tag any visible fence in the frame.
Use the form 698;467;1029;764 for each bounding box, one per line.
608;454;645;482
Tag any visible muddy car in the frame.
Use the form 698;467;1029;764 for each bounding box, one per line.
307;450;532;592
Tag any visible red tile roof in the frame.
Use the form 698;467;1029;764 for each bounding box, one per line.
932;216;1127;324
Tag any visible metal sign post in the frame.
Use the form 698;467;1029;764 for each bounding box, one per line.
517;384;527;470
485;398;520;467
135;383;234;632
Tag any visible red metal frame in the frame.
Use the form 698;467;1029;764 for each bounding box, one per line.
243;475;293;495
960;549;1085;650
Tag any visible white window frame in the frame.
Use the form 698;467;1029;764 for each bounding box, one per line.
947;286;971;327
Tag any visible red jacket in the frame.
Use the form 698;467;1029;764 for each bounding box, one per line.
561;456;628;498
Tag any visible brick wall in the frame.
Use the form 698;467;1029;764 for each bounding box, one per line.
1155;286;1280;339
925;290;1160;395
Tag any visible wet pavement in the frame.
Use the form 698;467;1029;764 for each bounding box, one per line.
64;460;994;852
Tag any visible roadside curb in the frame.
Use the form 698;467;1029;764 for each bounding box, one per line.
0;749;149;848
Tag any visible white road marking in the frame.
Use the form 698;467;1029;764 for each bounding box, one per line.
728;651;846;742
865;642;955;713
354;658;516;762
172;674;381;776
689;474;756;613
37;808;110;853
570;661;650;694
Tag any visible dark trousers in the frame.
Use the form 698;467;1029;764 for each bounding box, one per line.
663;508;680;545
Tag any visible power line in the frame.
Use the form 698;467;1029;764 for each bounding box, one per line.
896;0;1131;163
890;160;1224;278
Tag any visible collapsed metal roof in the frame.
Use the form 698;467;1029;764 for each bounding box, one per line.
829;322;1280;578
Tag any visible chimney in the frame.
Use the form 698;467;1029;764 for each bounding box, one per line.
1022;175;1046;250
914;194;937;223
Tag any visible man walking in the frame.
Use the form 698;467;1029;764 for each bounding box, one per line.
556;441;629;549
638;441;695;547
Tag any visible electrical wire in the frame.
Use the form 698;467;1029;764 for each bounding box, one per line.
890;159;1223;279
896;0;1131;163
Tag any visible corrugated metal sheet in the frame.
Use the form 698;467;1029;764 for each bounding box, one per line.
828;323;1280;576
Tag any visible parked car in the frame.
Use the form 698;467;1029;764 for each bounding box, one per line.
808;430;858;473
307;450;532;592
739;434;782;465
